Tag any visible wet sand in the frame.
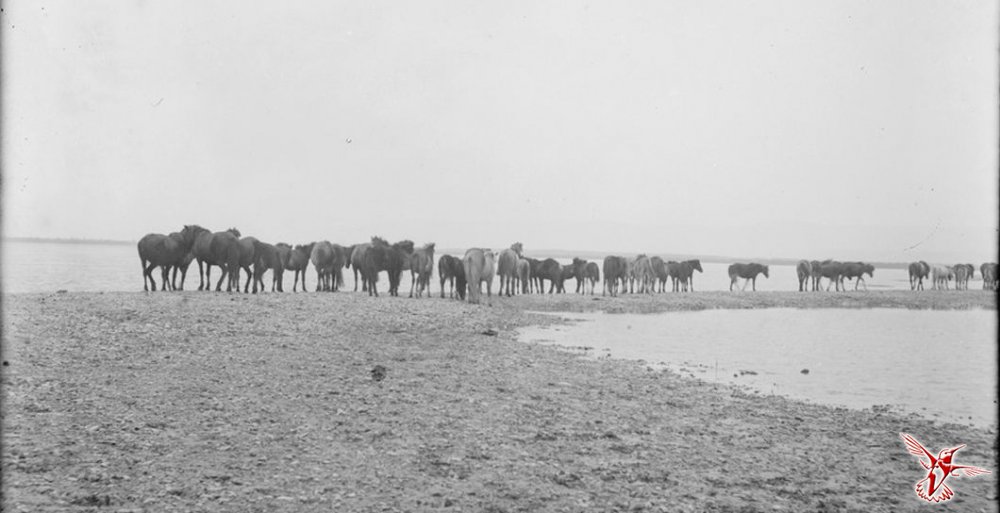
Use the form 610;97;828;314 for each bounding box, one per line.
2;290;997;512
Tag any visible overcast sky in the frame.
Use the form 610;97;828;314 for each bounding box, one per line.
2;1;997;262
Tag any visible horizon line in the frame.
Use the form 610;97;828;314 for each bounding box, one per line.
1;236;939;268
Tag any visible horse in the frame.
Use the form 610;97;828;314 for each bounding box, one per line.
583;262;600;295
796;260;811;292
931;264;954;290
363;238;414;297
981;263;998;290
284;243;313;292
229;236;260;293
192;227;242;292
908;261;930;290
841;262;874;291
350;243;372;292
815;260;846;291
571;258;590;294
408;242;436;298
252;240;285;293
496;243;522;297
311;241;336;292
137;224;203;291
163;231;195;291
558;264;577;293
675;259;703;292
602;255;628;297
516;258;532;294
953;263;975;290
728;263;769;291
526;258;544;293
331;244;351;291
665;261;683;292
649;257;669;293
630;255;655;294
535;258;564;294
463;248;496;305
805;260;821;291
438;254;465;299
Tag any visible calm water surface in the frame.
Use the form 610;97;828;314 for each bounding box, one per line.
2;240;963;293
519;309;998;428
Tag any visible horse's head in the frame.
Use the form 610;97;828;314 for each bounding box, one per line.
691;259;704;272
864;264;875;277
762;265;770;278
180;225;208;246
511;242;523;256
371;236;389;247
423;242;436;253
227;228;241;237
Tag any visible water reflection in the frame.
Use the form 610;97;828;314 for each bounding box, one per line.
519;309;998;428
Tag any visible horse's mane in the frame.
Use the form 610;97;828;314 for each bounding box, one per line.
393;240;415;254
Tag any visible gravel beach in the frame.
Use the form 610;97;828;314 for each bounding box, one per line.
2;290;997;512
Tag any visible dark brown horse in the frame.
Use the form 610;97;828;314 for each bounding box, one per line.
284;243;314;292
363;237;414;297
908;261;930;290
252;240;285;293
137;224;203;291
534;258;564;294
557;264;577;293
191;227;242;292
602;255;628;297
409;242;436;298
728;263;769;291
438;254;465;299
816;260;846;291
167;231;195;291
231;236;260;293
650;256;669;293
526;258;544;293
841;262;874;291
674;259;703;292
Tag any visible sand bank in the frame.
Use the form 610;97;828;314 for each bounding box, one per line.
2;291;996;512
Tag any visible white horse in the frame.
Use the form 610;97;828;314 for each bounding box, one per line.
931;264;954;290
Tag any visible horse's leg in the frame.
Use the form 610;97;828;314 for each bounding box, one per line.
160;266;171;291
141;258;151;291
215;265;227;292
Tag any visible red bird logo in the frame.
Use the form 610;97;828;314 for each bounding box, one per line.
900;433;991;502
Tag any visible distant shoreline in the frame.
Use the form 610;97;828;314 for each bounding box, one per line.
1;237;926;269
3;236;134;246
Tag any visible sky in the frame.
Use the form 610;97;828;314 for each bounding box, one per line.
2;1;998;263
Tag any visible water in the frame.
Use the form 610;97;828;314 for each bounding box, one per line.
3;240;977;293
519;309;998;428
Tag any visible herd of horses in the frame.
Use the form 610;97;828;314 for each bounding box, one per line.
137;226;999;303
905;261;997;291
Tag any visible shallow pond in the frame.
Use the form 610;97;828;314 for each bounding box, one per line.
519;308;998;428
